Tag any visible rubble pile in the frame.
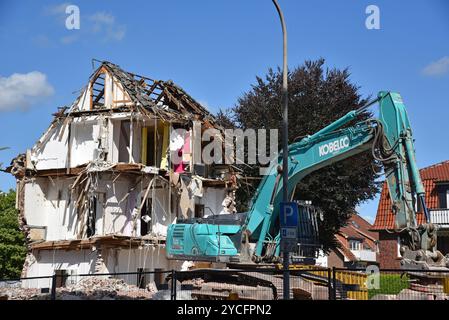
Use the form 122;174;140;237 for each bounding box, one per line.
0;277;159;300
371;288;449;300
0;287;49;300
58;277;156;300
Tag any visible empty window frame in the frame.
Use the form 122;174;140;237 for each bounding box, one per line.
86;195;97;237
90;70;106;109
436;184;449;209
118;120;131;163
141;123;167;168
140;198;152;236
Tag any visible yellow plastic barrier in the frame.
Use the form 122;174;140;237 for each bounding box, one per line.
282;264;369;300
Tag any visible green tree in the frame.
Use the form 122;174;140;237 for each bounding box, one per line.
217;59;379;251
0;189;26;278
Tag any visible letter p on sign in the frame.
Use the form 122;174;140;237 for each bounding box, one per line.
280;202;299;227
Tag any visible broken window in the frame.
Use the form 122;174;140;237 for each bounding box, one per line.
195;204;205;218
140;198;152;236
87;195;97;237
141;122;169;169
436;184;449;209
90;70;106;109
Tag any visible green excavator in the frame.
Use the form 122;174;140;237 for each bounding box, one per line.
166;91;448;271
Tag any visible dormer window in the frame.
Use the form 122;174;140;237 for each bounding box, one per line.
351;220;360;229
436;183;449;209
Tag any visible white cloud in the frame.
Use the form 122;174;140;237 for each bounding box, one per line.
39;5;126;45
422;56;449;76
88;12;126;42
44;3;72;16
0;72;54;111
60;34;79;44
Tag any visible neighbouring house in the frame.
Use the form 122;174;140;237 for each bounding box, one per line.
315;214;378;268
371;160;449;269
7;61;238;287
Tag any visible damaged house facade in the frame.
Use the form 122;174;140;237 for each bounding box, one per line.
8;61;237;285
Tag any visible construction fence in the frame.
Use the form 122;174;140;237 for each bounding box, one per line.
1;267;449;300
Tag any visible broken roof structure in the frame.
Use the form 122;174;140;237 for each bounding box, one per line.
65;61;217;123
8;61;237;283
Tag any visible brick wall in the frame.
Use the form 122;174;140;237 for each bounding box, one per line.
378;231;401;269
327;250;345;268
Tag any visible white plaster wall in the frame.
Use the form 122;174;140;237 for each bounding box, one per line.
24;179;49;227
77;86;91;111
23;249;96;288
31;122;69;170
197;187;226;216
23;246;182;288
24;178;79;241
104;246;182;285
70;119;100;167
103;177;134;235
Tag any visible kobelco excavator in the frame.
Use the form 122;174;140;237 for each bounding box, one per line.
166;91;449;270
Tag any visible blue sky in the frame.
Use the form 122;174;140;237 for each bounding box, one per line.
0;0;448;223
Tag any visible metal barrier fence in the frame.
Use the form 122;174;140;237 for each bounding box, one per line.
1;267;448;300
333;268;449;300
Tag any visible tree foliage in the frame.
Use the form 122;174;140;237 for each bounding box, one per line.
0;189;26;278
217;59;380;251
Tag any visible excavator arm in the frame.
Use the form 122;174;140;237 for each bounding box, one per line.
166;91;448;270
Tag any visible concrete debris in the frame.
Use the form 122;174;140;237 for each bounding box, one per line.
0;277;159;300
58;277;154;300
0;287;46;300
371;288;449;300
8;153;28;178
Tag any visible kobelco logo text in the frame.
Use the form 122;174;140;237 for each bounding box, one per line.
319;137;350;157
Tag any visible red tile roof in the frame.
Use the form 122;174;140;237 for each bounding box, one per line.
335;234;357;261
371;161;449;231
335;214;378;261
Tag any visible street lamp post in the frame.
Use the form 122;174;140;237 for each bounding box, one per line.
271;0;290;300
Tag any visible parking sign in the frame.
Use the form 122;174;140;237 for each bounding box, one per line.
280;202;299;253
280;202;299;227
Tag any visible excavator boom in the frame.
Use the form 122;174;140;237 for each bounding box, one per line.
166;91;448;270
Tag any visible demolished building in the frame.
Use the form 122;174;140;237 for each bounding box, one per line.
8;61;238;286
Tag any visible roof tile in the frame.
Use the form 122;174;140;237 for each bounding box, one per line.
371;161;449;230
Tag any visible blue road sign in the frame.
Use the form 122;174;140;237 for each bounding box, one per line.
280;202;299;227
